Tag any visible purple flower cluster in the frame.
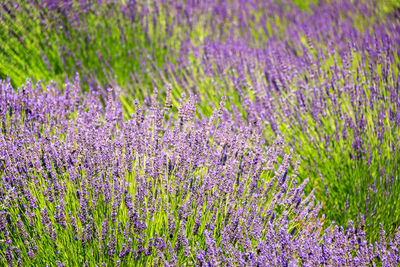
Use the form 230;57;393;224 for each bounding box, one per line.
0;77;399;265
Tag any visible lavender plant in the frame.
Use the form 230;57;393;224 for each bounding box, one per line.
0;78;399;265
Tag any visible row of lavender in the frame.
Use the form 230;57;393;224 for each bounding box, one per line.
1;0;400;265
1;77;399;265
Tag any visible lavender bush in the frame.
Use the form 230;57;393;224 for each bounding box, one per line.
1;78;399;265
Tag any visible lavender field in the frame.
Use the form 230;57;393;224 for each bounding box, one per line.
1;0;400;266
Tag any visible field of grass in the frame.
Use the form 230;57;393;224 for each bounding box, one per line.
1;0;400;265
